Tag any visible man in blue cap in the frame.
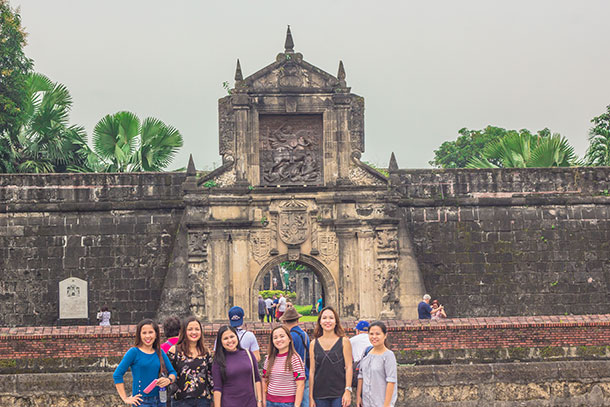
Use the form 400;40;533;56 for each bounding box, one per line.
350;320;372;363
228;306;261;361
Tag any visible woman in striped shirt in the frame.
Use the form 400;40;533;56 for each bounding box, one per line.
262;326;306;407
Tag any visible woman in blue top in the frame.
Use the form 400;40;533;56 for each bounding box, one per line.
114;319;177;406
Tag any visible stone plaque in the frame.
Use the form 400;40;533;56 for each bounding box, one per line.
59;277;88;319
259;114;323;186
278;199;309;245
250;230;271;264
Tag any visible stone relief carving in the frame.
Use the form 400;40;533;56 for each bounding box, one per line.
260;116;323;186
250;230;272;264
375;227;400;317
252;61;331;90
318;231;338;264
376;228;399;259
349;96;365;152
356;203;385;218
278;199;309;245
349;165;387;186
214;167;236;187
218;98;235;155
188;231;208;259
279;63;305;87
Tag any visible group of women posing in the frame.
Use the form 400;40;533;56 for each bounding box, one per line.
113;307;397;407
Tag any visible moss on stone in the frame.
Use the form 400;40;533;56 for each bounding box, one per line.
576;345;607;357
539;346;564;359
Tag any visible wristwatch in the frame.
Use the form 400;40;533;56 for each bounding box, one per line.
345;386;353;392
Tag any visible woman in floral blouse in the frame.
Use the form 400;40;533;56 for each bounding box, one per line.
168;316;214;407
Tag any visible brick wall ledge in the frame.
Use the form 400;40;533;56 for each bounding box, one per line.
1;314;609;338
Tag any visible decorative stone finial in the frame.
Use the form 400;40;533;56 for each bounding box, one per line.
187;154;196;176
284;25;294;53
338;60;346;80
388;152;398;172
234;59;243;82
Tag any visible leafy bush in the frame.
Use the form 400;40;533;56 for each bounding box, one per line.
259;290;296;302
293;304;312;316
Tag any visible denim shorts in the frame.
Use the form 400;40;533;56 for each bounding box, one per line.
266;402;294;407
313;398;342;407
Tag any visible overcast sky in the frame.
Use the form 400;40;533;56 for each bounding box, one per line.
13;0;610;170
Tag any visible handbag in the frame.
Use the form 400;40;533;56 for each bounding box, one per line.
245;349;259;404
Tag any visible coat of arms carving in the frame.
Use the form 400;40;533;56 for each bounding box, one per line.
318;232;338;264
278;199;308;245
250;230;272;264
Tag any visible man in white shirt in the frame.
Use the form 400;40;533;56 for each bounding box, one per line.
276;293;287;320
264;296;273;322
350;320;372;362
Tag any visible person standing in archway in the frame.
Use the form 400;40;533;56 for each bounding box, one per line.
309;307;353;407
282;307;311;407
276;293;288;321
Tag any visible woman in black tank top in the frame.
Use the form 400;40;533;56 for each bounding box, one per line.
308;307;353;407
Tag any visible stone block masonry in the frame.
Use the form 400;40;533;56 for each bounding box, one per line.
0;173;185;326
392;167;610;318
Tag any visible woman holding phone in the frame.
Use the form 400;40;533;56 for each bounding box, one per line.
114;319;177;406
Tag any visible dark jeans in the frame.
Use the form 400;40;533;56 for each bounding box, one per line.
259;313;266;322
139;397;165;407
173;398;211;407
313;398;342;407
266;309;273;322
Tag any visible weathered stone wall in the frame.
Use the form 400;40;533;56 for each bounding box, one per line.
0;173;185;326
3;361;610;406
391;167;610;317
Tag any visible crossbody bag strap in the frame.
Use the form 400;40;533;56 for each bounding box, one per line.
245;349;258;401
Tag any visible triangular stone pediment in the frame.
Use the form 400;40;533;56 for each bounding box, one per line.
243;53;340;93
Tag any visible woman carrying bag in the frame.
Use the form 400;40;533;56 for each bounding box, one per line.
212;325;263;407
113;319;177;407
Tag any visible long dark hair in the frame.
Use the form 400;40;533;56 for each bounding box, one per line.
313;306;345;338
162;316;181;339
134;319;167;374
369;320;390;348
176;316;209;358
213;325;243;382
266;326;298;382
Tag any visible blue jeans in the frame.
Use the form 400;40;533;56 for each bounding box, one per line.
266;402;294;407
173;398;211;407
139;396;165;407
302;379;309;407
313;398;342;407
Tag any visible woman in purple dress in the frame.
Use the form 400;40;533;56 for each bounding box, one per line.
212;325;263;407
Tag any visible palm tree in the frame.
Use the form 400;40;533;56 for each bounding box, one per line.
1;72;89;173
91;111;183;172
466;129;578;168
584;105;610;166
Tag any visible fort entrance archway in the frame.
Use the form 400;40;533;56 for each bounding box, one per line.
179;28;425;322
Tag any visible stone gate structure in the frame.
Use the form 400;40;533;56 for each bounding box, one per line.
177;28;424;321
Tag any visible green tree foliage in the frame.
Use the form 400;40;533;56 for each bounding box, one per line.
466;128;578;168
0;0;33;171
89;111;183;172
2;72;88;173
584;105;610;166
429;126;509;168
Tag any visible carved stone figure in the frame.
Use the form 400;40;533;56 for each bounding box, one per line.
376;228;398;259
188;231;208;257
260;116;323;186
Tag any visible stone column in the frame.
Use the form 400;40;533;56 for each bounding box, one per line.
187;230;209;320
333;94;351;182
230;230;251;318
357;227;378;319
337;227;359;317
208;230;230;321
232;94;250;184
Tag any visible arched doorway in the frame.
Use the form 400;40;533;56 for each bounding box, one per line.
251;254;337;318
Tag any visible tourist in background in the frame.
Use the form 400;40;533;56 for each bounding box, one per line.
417;294;443;320
276;293;287;321
113;319;177;407
430;300;447;320
265;296;274;323
349;321;371;363
309;306;353;407
168;316;213;407
272;295;279;321
281;307;311;407
356;321;397;407
262;326;306;407
316;297;323;315
212;325;263;407
162;316;182;353
258;295;267;323
97;306;111;326
227;306;261;361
